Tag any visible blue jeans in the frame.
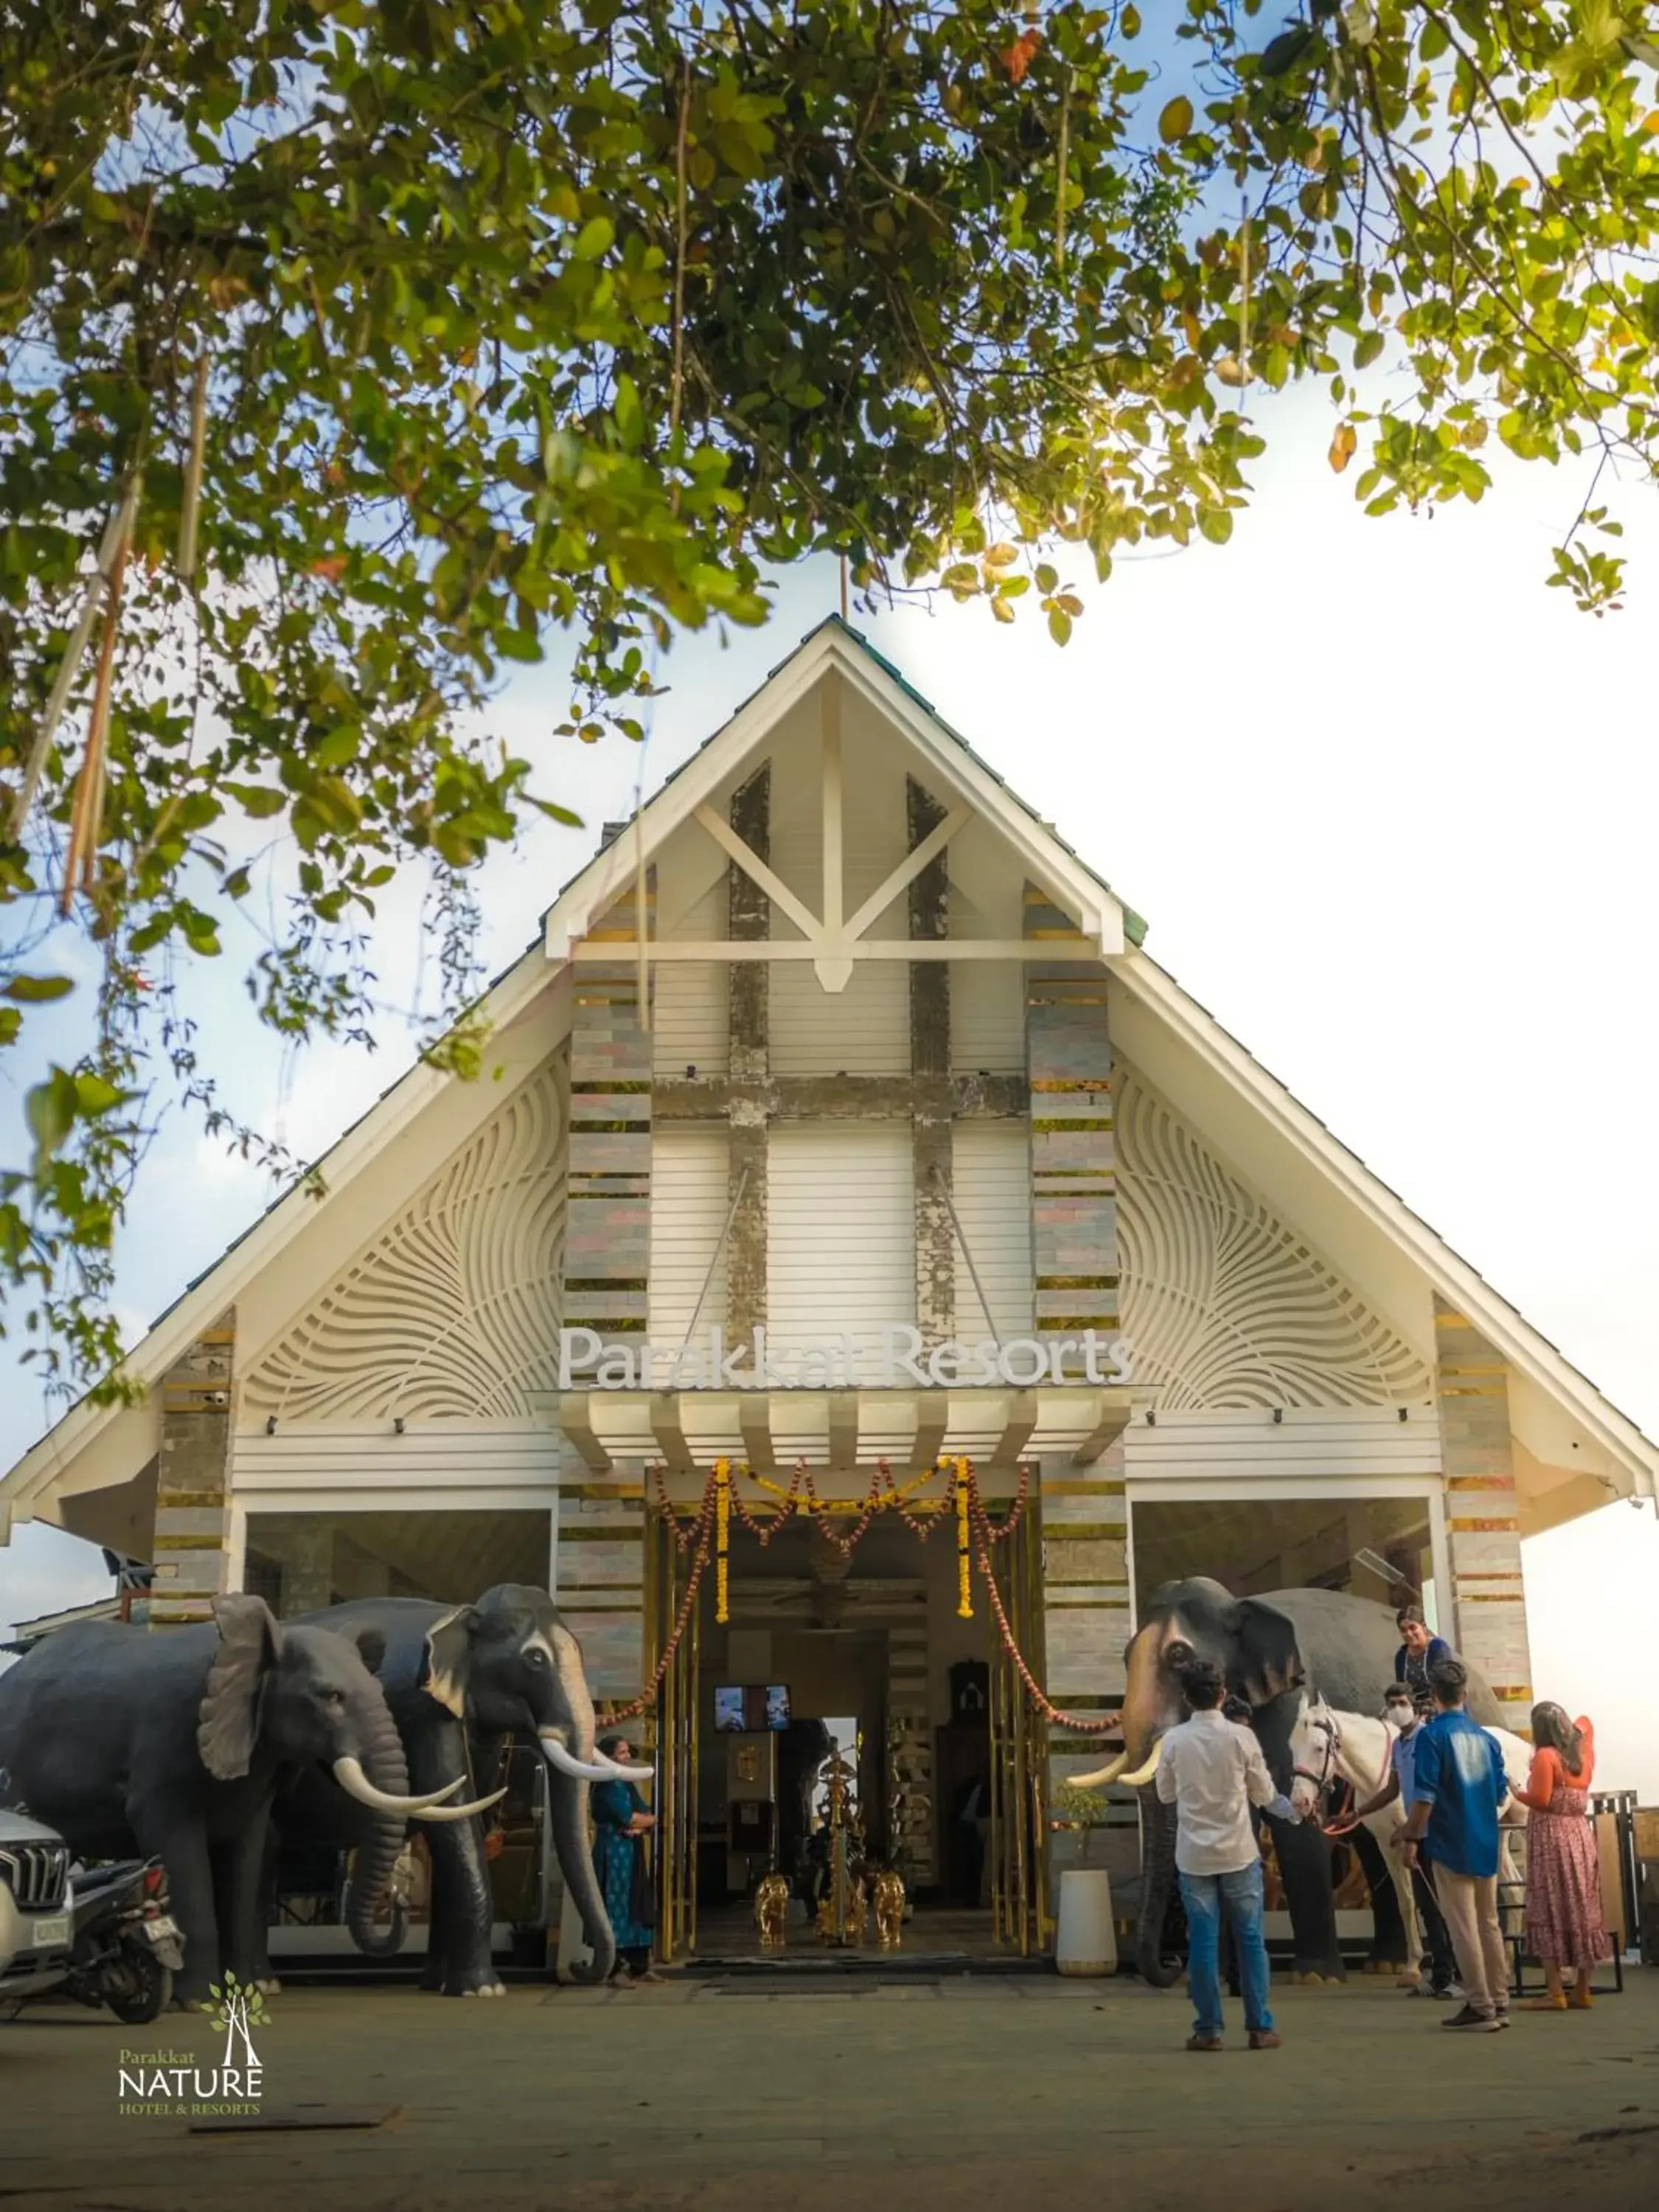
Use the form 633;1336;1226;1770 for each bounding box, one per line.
1178;1861;1274;2038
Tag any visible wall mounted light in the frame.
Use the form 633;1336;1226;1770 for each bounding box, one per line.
265;1415;277;1436
1399;1405;1409;1422
1272;1408;1283;1425
1144;1409;1156;1427
394;1416;406;1436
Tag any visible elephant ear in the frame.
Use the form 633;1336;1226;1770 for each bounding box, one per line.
350;1624;388;1677
421;1604;479;1719
1232;1596;1304;1708
198;1593;282;1781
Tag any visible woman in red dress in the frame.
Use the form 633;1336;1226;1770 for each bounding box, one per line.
1513;1703;1610;2010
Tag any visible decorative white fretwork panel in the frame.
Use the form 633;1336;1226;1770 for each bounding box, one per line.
242;1063;566;1423
1116;1065;1431;1410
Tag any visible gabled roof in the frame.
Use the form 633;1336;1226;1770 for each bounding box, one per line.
540;616;1143;963
2;619;1654;1541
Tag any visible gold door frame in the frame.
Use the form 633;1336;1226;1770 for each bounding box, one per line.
987;1480;1048;1955
641;1508;701;1964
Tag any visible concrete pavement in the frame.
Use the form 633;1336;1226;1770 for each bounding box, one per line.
2;1966;1657;2211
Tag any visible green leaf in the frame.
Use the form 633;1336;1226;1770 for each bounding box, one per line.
226;783;288;820
3;974;74;1004
1198;507;1234;545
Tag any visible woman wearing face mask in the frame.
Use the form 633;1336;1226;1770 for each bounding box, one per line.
1343;1686;1461;2001
1512;1703;1610;2011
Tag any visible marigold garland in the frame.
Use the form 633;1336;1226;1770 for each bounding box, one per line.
714;1457;731;1624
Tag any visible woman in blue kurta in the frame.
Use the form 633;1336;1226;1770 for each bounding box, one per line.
591;1733;658;1983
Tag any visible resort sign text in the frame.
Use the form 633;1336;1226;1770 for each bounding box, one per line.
558;1326;1135;1393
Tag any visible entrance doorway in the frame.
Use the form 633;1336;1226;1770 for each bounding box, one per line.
639;1473;1047;1965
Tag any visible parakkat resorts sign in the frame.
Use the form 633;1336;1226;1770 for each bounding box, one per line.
558;1326;1135;1392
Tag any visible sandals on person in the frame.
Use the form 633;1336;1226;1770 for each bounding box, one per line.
1521;1994;1568;2011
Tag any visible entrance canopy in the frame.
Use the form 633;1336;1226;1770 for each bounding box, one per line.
554;1384;1140;1478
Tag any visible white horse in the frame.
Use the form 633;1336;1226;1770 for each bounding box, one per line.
1287;1694;1531;1981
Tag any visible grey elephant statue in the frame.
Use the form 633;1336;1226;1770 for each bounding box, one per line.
1070;1578;1501;1986
0;1593;484;2006
272;1586;639;1994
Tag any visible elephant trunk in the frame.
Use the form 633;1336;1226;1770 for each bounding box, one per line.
344;1708;416;1958
1135;1783;1183;1989
549;1769;616;1986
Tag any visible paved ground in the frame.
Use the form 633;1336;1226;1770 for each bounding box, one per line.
2;1968;1658;2212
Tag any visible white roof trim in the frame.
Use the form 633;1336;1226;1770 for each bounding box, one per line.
5;619;1652;1540
1108;946;1658;1500
543;623;1127;961
0;946;563;1535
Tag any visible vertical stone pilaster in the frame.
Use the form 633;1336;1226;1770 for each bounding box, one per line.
1434;1295;1533;1729
142;1310;234;1627
886;1618;935;1890
556;1475;646;1700
909;778;953;1350
1040;1441;1131;1787
563;888;653;1360
1026;887;1117;1371
726;764;770;1344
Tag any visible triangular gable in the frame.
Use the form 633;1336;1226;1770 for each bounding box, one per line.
2;617;1654;1540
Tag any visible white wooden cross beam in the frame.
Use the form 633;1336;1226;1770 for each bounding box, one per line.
566;676;1105;991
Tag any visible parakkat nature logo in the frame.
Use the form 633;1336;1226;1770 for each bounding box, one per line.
117;1971;271;2120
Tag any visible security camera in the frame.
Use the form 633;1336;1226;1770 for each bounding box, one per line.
202;1390;229;1407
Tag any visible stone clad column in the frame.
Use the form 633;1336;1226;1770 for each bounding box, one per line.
140;1310;235;1627
1433;1295;1534;1731
909;777;953;1352
558;880;653;1691
725;764;770;1346
1024;894;1129;1867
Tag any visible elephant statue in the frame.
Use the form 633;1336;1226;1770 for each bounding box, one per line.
754;1871;790;1950
274;1585;640;1994
1070;1578;1502;1986
0;1593;476;2006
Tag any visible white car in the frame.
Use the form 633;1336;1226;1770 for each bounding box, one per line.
0;1806;74;2003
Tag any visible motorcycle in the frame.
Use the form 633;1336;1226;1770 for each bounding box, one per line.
58;1858;185;2023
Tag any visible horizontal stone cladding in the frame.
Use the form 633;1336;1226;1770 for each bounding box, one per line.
1040;1441;1130;1797
566;886;653;1349
140;1312;235;1627
557;1476;645;1702
1435;1296;1533;1727
1026;888;1117;1350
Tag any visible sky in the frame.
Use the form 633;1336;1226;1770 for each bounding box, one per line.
2;380;1657;1795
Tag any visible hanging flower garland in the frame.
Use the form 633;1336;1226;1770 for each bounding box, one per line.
954;1457;973;1618
634;1453;1116;1744
714;1458;731;1624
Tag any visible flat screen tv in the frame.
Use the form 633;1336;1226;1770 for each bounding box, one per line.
713;1683;791;1733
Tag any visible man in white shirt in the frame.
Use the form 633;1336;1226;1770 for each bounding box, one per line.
1155;1660;1300;2051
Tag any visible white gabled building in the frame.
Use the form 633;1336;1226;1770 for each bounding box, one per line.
3;618;1652;1937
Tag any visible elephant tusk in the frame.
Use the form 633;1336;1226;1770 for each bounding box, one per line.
1118;1738;1163;1788
1065;1750;1129;1790
412;1785;509;1823
591;1750;655;1783
538;1733;619;1784
331;1759;467;1815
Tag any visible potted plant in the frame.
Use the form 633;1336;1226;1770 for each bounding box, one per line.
1051;1780;1117;1976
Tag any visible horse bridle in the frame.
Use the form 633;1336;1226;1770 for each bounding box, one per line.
1293;1703;1343;1801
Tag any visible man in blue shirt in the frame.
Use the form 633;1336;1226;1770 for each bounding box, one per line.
1402;1658;1509;2031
